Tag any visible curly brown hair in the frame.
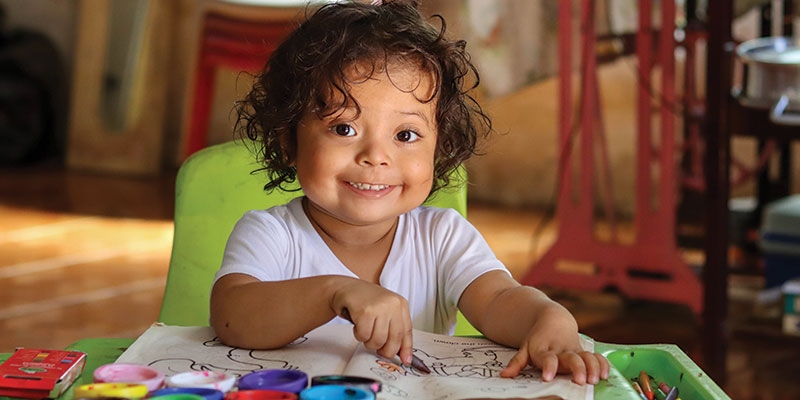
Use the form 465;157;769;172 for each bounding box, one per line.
235;0;492;195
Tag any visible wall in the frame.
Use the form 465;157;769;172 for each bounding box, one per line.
0;0;76;75
0;0;198;168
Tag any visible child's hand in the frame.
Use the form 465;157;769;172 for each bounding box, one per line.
499;317;610;385
331;279;414;366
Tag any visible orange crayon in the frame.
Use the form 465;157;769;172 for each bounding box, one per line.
638;370;654;400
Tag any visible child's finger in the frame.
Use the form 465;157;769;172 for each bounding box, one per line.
374;319;403;360
397;325;414;366
349;314;376;346
598;353;610;379
537;352;559;382
599;353;610;379
364;317;390;353
561;352;588;384
383;311;411;358
500;347;530;378
579;351;602;384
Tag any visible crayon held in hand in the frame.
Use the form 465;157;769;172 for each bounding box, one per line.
409;354;431;374
340;308;430;374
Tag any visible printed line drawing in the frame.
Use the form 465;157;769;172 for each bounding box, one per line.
375;344;540;380
368;343;542;398
146;336;308;377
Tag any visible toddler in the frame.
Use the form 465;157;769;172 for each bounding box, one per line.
210;0;609;385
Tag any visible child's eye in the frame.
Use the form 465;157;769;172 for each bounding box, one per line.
333;124;356;137
395;130;420;143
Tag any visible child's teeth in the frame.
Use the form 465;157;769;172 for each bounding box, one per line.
349;182;388;191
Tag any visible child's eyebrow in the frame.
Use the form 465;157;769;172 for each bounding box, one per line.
397;110;431;125
322;106;357;120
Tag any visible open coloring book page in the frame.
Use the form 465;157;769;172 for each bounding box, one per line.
116;323;593;399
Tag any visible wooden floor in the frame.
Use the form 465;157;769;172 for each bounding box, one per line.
2;161;799;399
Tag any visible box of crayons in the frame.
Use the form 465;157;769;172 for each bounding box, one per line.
598;344;731;399
0;349;87;399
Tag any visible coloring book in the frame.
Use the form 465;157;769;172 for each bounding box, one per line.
116;323;593;399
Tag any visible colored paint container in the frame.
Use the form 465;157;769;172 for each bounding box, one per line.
238;370;308;394
150;387;225;400
298;385;374;400
148;394;205;400
166;371;237;393
310;376;381;394
74;383;149;399
93;363;165;391
224;389;298;400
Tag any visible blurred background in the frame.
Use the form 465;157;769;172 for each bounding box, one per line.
1;1;800;399
1;0;797;204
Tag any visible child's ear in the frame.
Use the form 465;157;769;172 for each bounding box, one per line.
279;130;297;166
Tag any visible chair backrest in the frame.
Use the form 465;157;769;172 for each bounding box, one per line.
158;140;468;328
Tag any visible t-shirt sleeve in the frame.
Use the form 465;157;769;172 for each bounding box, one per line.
213;210;290;285
431;209;511;309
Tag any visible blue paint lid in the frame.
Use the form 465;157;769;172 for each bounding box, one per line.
299;385;374;400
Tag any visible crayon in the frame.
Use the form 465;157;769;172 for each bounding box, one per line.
658;382;671;394
638;370;654;400
664;386;679;400
409;355;431;374
632;382;648;400
340;308;430;374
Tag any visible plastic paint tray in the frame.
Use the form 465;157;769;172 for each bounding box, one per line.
594;342;731;399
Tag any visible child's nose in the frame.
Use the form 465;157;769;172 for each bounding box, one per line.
356;138;391;166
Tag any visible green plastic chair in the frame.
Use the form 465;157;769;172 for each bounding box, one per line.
160;140;478;335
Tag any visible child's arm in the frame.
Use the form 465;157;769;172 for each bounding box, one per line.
457;270;610;385
210;273;415;364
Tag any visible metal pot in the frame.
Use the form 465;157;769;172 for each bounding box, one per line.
736;36;800;126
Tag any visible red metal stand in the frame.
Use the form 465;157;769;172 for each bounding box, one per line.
182;10;295;160
520;0;703;314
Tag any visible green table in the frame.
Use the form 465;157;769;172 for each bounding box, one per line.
1;338;730;399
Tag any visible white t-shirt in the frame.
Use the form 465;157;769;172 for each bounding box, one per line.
215;197;509;335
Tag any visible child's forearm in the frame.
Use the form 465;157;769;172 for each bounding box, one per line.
210;274;355;349
480;285;579;348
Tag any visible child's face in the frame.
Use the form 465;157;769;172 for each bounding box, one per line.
295;63;437;227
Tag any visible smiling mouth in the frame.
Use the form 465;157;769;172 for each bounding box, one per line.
348;182;391;191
